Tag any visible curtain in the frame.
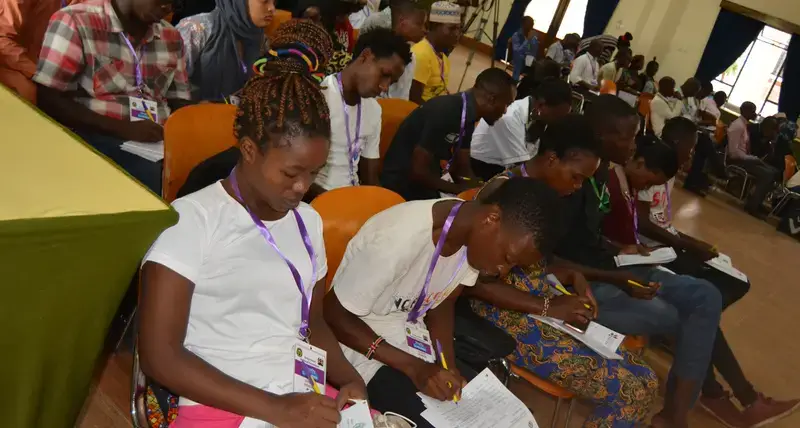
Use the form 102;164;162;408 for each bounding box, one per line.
694;9;764;83
778;34;800;122
583;0;620;38
493;0;532;61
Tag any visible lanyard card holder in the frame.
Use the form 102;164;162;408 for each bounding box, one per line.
292;340;327;394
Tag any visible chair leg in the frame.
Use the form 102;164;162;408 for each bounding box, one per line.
551;397;563;428
739;176;750;201
771;194;790;216
563;399;575;428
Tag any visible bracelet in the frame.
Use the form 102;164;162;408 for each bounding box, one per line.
541;297;550;317
366;336;384;360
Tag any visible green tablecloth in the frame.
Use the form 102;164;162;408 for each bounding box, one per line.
0;87;177;427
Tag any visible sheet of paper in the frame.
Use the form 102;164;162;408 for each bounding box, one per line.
614;247;677;267
617;91;638;107
530;315;623;360
120;141;164;162
418;368;538;428
706;255;748;282
339;400;375;428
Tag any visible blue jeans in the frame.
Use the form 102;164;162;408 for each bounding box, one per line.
591;267;722;397
76;131;163;195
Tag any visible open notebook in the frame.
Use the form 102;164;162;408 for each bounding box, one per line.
614;247;678;267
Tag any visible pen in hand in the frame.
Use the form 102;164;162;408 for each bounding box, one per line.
435;339;460;404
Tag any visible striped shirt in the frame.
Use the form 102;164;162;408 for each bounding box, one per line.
576;34;618;64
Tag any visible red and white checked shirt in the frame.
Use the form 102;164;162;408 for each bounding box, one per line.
33;0;190;124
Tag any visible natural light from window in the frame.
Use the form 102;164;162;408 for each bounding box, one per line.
712;26;790;117
524;0;587;39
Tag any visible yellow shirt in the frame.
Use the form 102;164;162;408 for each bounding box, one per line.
411;39;450;102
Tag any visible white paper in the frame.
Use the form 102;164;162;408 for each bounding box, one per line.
120;141;164;162
614;247;678;267
339;400;375;428
418;368;538;428
706;253;748;282
617;90;638;107
524;55;534;67
530;315;624;360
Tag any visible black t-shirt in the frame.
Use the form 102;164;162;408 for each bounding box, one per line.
554;162;618;270
176;147;239;198
379;92;479;201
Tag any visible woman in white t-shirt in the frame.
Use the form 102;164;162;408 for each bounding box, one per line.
323;178;563;427
138;21;366;428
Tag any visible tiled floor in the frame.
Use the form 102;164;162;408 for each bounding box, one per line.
75;46;800;427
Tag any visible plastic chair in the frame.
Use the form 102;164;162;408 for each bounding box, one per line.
162;104;238;202
723;149;753;201
376;98;418;168
311;186;405;290
784;154;797;183
510;365;576;428
265;10;292;39
457;187;480;201
714;120;727;145
570;92;585;114
599;80;617;95
637;93;654;118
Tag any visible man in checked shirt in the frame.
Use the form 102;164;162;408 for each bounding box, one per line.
33;0;192;194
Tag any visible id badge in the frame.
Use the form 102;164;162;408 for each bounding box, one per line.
525;55;535;67
405;321;436;363
129;96;159;123
292;341;327;394
228;95;240;106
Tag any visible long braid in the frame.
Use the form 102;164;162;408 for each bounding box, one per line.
236;20;334;149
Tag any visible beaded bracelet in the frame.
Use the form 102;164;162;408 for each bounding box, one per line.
366;336;384;360
541;297;551;317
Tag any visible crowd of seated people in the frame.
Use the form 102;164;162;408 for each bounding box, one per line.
4;1;800;428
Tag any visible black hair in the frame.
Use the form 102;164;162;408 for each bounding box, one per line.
741;101;757;113
537;114;602;160
761;116;779;129
353;27;413;65
635;140;679;179
713;91;727;104
658;76;675;90
481;177;564;257
661;117;697;147
534;77;572;106
474;67;517;96
645;57;659;74
390;0;427;25
522;16;534;25
617;32;633;48
585;94;638;132
701;80;714;92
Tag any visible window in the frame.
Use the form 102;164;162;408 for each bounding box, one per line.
712;26;791;117
523;0;587;39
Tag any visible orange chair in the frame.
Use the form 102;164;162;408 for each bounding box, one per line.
714;120;727;145
456;187;480;201
785;155;798;183
265;9;292;39
599;80;617;95
511;365;576;427
376;98;418;168
162;104;238;202
311;186;405;290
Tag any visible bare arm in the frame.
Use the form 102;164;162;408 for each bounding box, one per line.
36;85;136;139
409;80;425;105
410;146;465;195
424;285;464;372
463;277;545;314
0;0;37;77
358;158;380;186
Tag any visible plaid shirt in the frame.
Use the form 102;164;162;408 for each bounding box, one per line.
33;0;189;124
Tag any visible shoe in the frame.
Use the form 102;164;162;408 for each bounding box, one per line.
742;394;800;428
699;393;746;428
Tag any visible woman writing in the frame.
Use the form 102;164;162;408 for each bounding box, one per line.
177;0;276;102
138;21;366;427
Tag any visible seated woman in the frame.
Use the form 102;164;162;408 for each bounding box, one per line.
138;21;367;427
618;54;644;94
467;115;659;428
324;177;564;428
176;0;276;102
294;0;354;75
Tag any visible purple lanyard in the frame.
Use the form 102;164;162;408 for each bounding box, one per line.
229;170;317;339
629;193;640;245
443;93;468;174
407;202;466;322
520;163;529;177
665;186;672;222
121;34;144;91
427;39;449;95
336;73;362;186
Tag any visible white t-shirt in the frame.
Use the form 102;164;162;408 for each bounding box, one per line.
470;97;532;166
649;94;683;137
637;179;679;247
144;182;328;409
349;0;381;29
569;53;599;86
382;52;416;100
700;97;721;120
316;74;382;190
681;97;699;123
598;62;622;83
332;199;479;383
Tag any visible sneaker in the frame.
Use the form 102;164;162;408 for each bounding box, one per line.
699;393;746;428
742;394;800;428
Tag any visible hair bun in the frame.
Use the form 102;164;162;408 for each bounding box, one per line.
252;19;334;81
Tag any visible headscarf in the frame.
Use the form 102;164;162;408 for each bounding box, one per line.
195;0;266;101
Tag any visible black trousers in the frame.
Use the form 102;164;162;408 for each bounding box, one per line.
367;363;478;428
684;132;724;191
470;157;506;182
729;158;781;212
663;251;757;406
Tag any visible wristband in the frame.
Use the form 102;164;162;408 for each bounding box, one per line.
366;336;384;360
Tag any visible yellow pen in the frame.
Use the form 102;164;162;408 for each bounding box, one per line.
435;340;459;403
144;107;156;122
627;279;649;289
549;278;593;311
307;372;322;394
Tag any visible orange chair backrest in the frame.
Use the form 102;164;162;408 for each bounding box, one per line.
265;10;292;39
311;186;405;290
638;93;654;118
714;120;727;144
599;80;617;95
163;104;238;202
785;155;797;183
457;187;479;201
376;98;418;167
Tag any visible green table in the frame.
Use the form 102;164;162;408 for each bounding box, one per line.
0;86;177;427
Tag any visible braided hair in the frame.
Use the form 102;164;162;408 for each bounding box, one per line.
236;20;335;150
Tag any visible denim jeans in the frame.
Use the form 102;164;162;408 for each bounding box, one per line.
76;131;163;195
591;267;722;396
